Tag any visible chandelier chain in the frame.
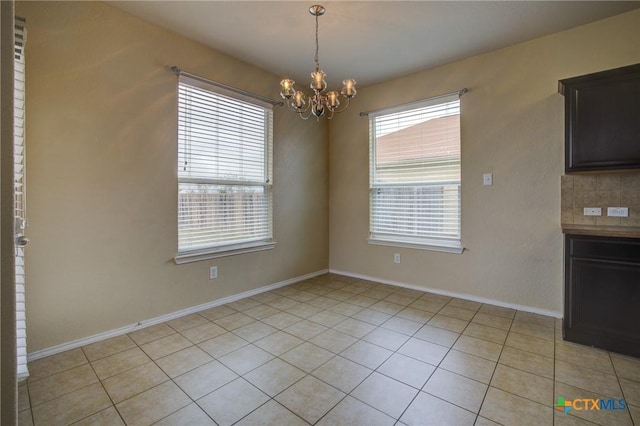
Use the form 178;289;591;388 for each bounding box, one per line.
314;12;320;71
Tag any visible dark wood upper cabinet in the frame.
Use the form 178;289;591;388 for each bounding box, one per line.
559;63;640;172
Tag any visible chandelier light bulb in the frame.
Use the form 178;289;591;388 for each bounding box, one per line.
327;91;340;109
292;90;306;110
311;70;327;92
280;79;296;99
341;79;357;99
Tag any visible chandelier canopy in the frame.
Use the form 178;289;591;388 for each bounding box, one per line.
280;5;357;120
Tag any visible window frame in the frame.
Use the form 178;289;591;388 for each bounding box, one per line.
174;75;275;264
367;92;463;254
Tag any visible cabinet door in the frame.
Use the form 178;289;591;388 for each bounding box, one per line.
564;235;640;357
560;64;640;172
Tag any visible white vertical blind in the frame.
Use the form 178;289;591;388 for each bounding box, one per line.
14;17;28;380
369;93;461;249
177;76;273;253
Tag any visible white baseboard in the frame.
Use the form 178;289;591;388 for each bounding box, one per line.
27;269;329;362
329;268;563;319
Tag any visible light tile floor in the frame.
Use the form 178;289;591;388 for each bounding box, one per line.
18;274;640;425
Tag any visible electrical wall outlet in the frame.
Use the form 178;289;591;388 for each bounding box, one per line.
209;266;218;280
394;253;401;264
607;207;629;217
583;207;602;216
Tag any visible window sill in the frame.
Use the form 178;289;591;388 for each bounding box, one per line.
175;241;277;264
367;237;464;254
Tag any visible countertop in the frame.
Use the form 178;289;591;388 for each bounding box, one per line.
561;224;640;238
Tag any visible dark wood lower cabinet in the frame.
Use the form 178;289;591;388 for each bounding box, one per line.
564;234;640;358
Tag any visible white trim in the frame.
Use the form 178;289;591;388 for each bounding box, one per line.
174;241;277;264
329;268;562;319
368;237;464;254
27;269;328;362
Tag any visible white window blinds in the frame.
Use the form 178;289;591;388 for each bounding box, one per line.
14;17;28;380
177;76;273;254
369;92;461;251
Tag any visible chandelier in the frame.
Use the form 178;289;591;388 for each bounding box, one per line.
280;5;357;120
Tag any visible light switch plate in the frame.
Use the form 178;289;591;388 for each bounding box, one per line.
483;173;493;186
607;207;629;217
583;207;602;216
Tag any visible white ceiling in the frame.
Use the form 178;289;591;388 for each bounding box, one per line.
109;1;640;88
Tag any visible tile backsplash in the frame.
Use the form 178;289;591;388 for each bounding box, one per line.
561;172;640;227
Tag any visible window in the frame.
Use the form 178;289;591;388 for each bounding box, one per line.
368;92;462;253
175;75;274;263
15;16;29;380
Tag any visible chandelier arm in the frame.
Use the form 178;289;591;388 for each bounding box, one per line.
297;109;314;120
285;100;312;115
329;97;352;114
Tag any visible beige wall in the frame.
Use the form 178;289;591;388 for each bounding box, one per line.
16;1;640;353
329;10;640;314
17;1;329;352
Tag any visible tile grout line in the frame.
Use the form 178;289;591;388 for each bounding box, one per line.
312;284;438;424
92;325;214;425
24;274;633;426
227;376;308;426
79;344;128;425
121;335;192;425
255;282;371;425
26;349;99;425
386;296;481;424
24;379;35;425
166;285;462;422
182;289;351;424
28;289;439;423
271;285;398;424
608;350;635;425
137;328;217;426
453;304;507;425
265;280;364;425
241;281;559;424
280;281;428;423
22;380;34;426
488;313;561;424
